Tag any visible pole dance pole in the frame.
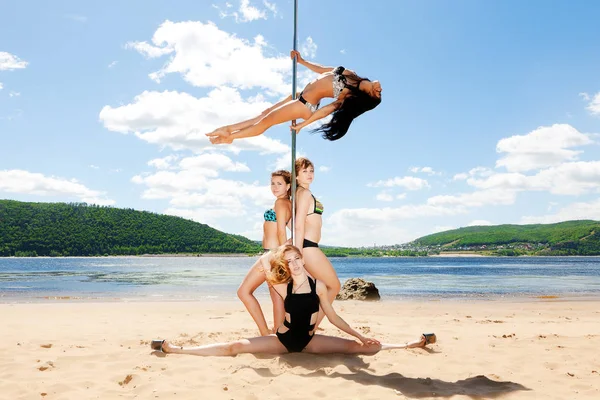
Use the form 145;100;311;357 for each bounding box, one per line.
290;0;299;246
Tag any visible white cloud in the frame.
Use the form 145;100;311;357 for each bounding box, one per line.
0;52;28;70
368;176;430;190
495;124;593;172
579;92;590;101
126;20;291;94
132;153;274;227
467;219;493;226
301;37;317;59
396;193;407;200
125;41;174;58
89;165;99;170
376;192;393;202
148;155;179;170
0;82;2;90
178;153;250;173
108;61;118;68
0;169;114;205
340;49;346;55
99;88;289;155
239;0;267;21
263;0;277;16
9;91;20;97
409;166;440;176
453;166;493;181
214;0;273;23
319;166;330;173
466;161;600;196
270;149;306;172
520;198;600;224
427;189;517;207
324;204;467;246
586;92;600;115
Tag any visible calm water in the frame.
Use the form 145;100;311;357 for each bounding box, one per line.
1;256;600;302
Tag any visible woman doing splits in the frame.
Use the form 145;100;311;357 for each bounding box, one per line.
151;245;436;356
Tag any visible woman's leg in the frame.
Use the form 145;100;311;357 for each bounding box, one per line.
302;247;341;327
237;255;272;336
303;334;428;355
210;100;310;144
303;335;381;355
161;335;288;356
206;95;293;137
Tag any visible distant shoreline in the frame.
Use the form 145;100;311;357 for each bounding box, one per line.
3;252;600;258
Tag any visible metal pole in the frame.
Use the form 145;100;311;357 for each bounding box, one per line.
291;0;298;247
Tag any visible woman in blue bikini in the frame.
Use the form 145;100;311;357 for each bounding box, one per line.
152;245;435;356
237;170;292;336
206;50;382;143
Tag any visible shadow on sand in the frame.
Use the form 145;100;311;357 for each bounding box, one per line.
247;353;529;398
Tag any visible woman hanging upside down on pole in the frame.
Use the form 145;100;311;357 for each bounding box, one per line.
206;50;382;144
151;245;435;357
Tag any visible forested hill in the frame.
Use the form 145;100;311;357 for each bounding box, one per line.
411;220;600;255
0;200;261;257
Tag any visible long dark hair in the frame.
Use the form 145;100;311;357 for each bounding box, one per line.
314;72;381;141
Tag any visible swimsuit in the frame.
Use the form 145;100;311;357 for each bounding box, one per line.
303;195;323;248
298;65;362;113
276;277;320;352
298;92;320;113
264;208;277;222
306;194;323;216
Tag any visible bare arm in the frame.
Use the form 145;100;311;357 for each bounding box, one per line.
294;101;341;132
316;281;380;345
294;189;311;253
274;198;290;246
291;50;333;74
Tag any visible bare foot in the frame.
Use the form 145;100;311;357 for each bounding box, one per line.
205;127;230;138
210;134;233;144
160;340;181;353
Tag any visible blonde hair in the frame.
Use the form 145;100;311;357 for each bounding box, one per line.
266;244;301;285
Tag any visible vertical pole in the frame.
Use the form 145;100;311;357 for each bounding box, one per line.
290;0;298;247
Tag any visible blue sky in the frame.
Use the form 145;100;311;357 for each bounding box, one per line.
1;0;600;246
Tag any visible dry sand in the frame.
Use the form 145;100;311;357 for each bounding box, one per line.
1;299;599;399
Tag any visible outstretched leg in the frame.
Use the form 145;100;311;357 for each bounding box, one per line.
302;248;341;329
206;95;293;138
160;336;287;356
303;334;381;355
303;334;430;355
210;99;310;144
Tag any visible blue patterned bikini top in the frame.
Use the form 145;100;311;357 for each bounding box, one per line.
264;208;277;222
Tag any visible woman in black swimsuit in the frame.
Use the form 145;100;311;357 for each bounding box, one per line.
206;50;382;144
151;245;435;356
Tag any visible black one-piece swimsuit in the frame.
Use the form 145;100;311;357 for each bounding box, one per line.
276;277;320;352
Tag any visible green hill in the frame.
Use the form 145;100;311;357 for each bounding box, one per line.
412;220;600;256
0;200;261;257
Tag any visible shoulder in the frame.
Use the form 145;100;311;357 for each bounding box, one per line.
296;188;312;200
274;198;291;208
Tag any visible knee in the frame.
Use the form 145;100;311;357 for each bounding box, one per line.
331;279;341;295
228;340;247;356
237;286;252;302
